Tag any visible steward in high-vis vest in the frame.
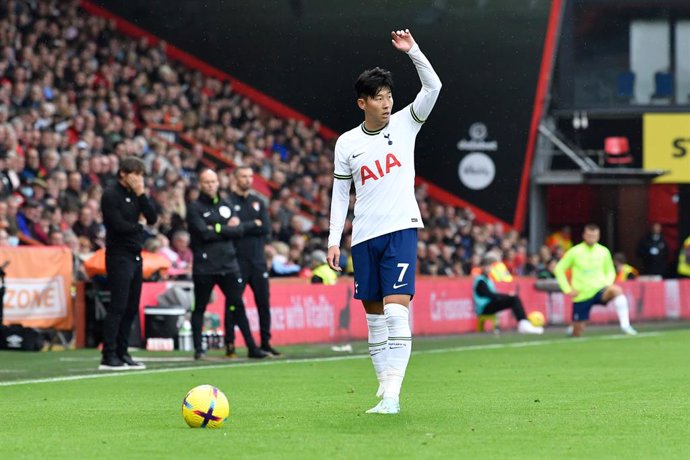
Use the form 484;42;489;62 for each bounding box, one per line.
613;253;639;282
310;250;338;285
678;235;690;278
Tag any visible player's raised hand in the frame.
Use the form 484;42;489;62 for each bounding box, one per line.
391;29;415;53
327;246;342;272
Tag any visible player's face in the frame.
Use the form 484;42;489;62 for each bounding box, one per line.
199;171;219;197
583;228;600;246
359;87;393;129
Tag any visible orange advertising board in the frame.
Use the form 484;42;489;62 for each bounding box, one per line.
0;247;74;330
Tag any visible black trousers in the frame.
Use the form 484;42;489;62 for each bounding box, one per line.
239;259;272;346
192;272;256;353
103;253;142;358
481;294;527;321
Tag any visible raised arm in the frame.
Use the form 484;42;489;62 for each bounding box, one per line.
391;29;442;122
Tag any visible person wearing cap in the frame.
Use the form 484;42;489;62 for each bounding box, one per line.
98;156;158;371
30;177;48;203
473;255;544;335
16;198;42;241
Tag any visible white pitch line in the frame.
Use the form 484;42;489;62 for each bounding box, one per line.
0;331;661;387
59;356;195;362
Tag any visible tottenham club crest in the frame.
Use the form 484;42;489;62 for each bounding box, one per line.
219;205;231;219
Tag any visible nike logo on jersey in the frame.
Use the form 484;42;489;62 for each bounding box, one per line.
392;282;408;289
203;211;211;217
361;153;402;185
353;152;366;158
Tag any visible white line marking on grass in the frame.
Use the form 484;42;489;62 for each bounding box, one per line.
0;331;661;387
59;356;194;362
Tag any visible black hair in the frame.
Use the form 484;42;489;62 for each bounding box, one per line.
354;67;394;99
118;156;146;177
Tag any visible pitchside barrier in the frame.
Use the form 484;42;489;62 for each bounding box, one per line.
73;276;690;348
0;247;74;331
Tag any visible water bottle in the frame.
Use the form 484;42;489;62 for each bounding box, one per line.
178;320;193;351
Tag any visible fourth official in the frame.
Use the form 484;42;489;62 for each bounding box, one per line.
187;169;268;360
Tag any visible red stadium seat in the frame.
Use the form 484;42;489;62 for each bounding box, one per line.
604;136;633;166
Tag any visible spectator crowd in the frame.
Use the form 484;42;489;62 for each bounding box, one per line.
0;0;679;284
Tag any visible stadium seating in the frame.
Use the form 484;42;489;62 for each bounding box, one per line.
651;71;674;103
604;136;633;166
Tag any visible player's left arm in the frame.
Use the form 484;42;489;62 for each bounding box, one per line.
391;29;442;123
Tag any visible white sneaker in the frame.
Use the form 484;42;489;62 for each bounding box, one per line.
565;325;574;336
365;397;400;414
621;325;638;335
518;319;544;335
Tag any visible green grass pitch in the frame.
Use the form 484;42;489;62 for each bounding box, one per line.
1;324;689;459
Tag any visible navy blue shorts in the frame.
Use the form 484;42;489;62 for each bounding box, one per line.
351;228;417;301
572;288;607;321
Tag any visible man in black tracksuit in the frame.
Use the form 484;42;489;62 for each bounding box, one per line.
100;156;158;370
187;169;267;360
230;166;280;356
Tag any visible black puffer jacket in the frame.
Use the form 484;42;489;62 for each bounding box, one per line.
186;193;257;275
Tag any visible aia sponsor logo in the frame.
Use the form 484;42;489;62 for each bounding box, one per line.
360;153;401;185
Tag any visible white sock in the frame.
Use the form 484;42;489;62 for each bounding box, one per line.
383;303;412;401
366;313;388;392
613;295;631;329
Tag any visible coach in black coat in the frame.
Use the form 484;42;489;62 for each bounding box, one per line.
100;156;157;370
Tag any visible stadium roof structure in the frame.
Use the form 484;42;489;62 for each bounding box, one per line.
535;169;667;186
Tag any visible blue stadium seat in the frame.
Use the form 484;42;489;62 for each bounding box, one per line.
651;71;673;102
616;71;635;101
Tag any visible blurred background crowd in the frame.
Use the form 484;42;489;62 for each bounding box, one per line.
0;0;675;285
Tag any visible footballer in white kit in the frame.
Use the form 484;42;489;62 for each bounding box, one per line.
327;29;441;415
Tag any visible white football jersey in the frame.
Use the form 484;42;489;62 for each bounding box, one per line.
333;106;423;246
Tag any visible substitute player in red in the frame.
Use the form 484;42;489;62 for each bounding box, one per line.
328;29;442;414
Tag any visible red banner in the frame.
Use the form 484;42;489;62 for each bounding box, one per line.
138;277;690;346
1;247;74;330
